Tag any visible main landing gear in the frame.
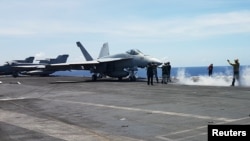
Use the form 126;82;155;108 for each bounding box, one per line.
92;74;97;81
128;70;136;81
129;75;136;81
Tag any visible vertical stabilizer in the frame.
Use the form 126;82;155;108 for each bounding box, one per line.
49;54;69;64
76;41;93;61
98;42;110;58
14;56;35;63
38;54;69;64
24;57;35;63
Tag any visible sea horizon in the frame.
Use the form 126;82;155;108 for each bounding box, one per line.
52;65;250;87
53;65;250;78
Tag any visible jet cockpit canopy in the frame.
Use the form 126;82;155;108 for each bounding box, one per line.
4;61;13;66
126;49;144;55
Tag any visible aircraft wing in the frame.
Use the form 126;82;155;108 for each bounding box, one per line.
11;65;46;71
50;60;99;66
97;57;132;62
46;58;132;71
45;61;99;71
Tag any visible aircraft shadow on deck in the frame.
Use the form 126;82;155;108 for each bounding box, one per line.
50;77;146;84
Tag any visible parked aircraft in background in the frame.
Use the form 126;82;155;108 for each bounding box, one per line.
46;41;162;81
20;54;69;76
0;54;69;77
0;56;35;77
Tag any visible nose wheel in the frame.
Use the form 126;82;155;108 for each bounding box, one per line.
129;76;136;81
12;71;19;78
129;70;137;81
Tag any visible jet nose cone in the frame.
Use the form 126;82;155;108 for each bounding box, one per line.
150;58;162;66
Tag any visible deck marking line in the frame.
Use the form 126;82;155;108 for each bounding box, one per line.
45;98;234;122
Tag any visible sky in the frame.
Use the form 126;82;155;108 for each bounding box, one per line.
0;0;250;67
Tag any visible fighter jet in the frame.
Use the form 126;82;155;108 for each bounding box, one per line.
0;56;35;77
20;54;69;76
0;54;69;77
47;41;162;81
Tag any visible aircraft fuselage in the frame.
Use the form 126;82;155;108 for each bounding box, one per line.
92;51;161;78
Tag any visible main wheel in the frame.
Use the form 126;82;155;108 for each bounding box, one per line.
92;74;97;81
118;77;122;81
129;76;136;81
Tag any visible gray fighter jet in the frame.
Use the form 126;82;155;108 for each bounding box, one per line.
0;54;69;77
47;42;162;81
20;54;69;76
0;56;35;77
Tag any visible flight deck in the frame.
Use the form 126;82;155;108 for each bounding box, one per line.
0;76;249;141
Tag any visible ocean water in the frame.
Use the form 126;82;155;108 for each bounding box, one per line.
53;65;250;87
172;66;250;87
